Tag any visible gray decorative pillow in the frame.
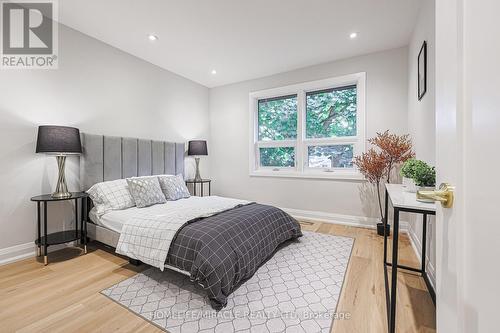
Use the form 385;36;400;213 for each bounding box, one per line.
87;179;135;217
126;177;167;208
158;174;191;200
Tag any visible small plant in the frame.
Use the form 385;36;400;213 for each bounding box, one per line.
401;159;435;187
412;161;436;187
400;158;420;179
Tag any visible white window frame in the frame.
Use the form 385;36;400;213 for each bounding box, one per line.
249;72;366;180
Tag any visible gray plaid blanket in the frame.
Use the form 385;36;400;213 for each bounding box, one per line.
166;203;302;309
116;196;250;269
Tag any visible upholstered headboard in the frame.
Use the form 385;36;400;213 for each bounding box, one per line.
80;133;185;191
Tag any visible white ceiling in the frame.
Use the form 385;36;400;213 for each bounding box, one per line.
59;0;421;87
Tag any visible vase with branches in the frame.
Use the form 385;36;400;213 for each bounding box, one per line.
354;130;414;235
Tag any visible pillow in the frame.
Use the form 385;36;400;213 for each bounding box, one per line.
158;174;191;200
126;176;167;208
87;179;135;217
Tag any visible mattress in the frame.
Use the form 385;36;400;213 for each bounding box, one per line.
89;208;126;233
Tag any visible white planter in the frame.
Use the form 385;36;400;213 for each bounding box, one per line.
402;177;417;193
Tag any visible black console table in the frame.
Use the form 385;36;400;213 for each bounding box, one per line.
31;192;89;265
383;184;436;333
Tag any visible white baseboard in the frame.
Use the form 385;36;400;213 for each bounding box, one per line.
0;242;36;266
282;207;409;231
407;226;436;289
0;242;77;266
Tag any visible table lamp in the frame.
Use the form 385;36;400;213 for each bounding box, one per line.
36;125;82;198
188;140;208;181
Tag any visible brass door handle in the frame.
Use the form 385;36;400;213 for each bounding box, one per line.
417;183;455;208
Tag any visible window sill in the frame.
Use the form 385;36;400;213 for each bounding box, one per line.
249;170;366;181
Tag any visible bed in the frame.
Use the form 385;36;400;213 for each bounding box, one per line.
80;133;302;309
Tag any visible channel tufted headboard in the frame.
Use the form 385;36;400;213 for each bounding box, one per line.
80;133;185;191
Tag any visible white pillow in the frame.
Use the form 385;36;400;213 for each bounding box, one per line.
126;176;167;208
87;179;135;217
158;174;191;200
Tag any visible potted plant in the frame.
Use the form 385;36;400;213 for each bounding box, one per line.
354;149;388;234
400;158;419;192
354;131;414;236
413;160;436;189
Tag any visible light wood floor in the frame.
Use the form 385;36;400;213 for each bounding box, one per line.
0;222;435;333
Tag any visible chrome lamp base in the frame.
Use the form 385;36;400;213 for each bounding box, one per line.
52;155;72;198
194;157;202;182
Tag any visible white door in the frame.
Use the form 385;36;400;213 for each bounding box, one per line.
435;0;500;332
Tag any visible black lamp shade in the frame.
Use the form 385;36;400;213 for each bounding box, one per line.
188;140;208;156
36;125;82;154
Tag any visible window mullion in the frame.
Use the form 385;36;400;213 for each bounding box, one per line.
296;90;305;172
303;137;358;146
255;142;260;169
257;140;296;148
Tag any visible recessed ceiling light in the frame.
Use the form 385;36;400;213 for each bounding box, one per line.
148;34;158;41
211;69;217;75
349;32;358;39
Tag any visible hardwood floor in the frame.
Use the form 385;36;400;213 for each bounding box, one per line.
0;222;435;332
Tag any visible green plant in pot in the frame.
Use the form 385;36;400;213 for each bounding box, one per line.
401;159;436;196
413;161;436;187
400;158;419;192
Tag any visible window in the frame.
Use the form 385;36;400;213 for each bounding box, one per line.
258;95;297;141
256;95;297;168
249;73;365;179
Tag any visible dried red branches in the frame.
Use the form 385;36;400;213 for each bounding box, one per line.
354;131;414;220
354;149;387;184
369;130;415;182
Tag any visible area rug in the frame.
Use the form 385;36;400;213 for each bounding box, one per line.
101;231;354;333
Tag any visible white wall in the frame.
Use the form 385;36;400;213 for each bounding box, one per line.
408;2;436;165
407;0;436;286
209;47;408;223
0;25;209;260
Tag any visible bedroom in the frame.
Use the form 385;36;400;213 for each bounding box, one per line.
0;0;498;332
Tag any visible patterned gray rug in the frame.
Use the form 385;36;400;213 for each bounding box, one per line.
102;231;354;333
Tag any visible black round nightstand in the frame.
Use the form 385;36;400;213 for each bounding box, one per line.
30;192;89;265
185;179;211;197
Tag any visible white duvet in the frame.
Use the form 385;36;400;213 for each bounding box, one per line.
115;196;250;270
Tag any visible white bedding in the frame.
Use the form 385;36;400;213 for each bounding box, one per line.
89;208;128;233
91;196;250;270
89;196;230;233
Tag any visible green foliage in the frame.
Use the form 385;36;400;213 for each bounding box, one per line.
401;159;436;186
260;147;295;167
413;165;436;187
258;96;297;141
306;87;357;138
400;158;419;178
